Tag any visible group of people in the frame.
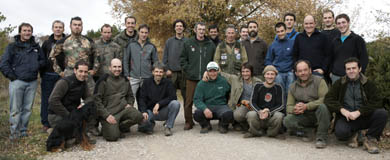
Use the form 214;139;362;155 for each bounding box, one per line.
0;9;388;154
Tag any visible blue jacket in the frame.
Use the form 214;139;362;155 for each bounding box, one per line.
265;36;294;73
274;28;299;41
0;35;46;81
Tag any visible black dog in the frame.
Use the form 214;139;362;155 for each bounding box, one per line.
46;102;96;152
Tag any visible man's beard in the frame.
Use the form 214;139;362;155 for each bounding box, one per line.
249;31;257;38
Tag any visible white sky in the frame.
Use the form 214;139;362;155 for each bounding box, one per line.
0;0;389;41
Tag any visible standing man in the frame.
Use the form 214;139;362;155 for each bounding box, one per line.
94;58;143;141
325;57;388;154
208;24;220;46
137;62;181;136
292;15;330;77
275;13;299;41
242;21;268;78
193;62;233;134
322;10;340;43
123;24;159;97
0;23;46;140
94;24;122;80
40;20;65;132
163;19;188;101
114;16;137;59
239;25;248;42
329;14;368;83
214;24;248;75
180;22;216;130
283;60;330;148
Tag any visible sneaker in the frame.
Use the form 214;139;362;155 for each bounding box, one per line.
315;138;327;149
347;132;359;148
363;137;380;154
164;128;173;136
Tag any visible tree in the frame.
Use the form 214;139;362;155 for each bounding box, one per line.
86;24;121;41
0;12;16;56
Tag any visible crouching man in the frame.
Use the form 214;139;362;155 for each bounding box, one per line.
94;58;143;141
325;57;388;154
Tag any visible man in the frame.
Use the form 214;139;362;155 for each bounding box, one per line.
40;20;65;132
163;19;188;101
244;65;285;139
239;25;248;42
180;22;216;130
329;14;368;84
322;10;340;43
0;23;46;140
94;58;143;141
242;21;268;78
114;16;137;59
94;24;122;80
137;62;181;136
265;22;295;103
325;57;388;154
48;60;95;143
208;24;220;46
123;24;159;98
274;13;299;41
283;60;330;148
214;24;248;75
292;15;330;77
193;62;233;134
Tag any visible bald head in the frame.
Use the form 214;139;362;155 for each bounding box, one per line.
109;58;122;76
303;15;316;36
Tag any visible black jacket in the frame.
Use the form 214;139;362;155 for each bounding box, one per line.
330;32;368;76
292;29;331;72
138;77;177;113
41;33;65;73
0;35;46;81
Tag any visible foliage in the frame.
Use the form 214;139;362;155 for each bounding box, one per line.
0;12;16;56
86;24;121;41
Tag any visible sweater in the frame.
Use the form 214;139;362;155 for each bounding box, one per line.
194;75;231;111
251;83;285;115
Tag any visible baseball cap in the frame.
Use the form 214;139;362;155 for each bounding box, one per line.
207;61;219;71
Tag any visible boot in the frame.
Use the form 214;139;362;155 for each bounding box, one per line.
363;137;380;154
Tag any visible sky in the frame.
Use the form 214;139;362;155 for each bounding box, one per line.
0;0;389;41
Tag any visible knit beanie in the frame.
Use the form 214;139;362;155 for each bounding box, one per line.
263;65;278;75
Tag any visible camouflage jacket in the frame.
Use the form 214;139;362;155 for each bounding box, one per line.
113;30;137;59
95;38;121;77
49;35;99;74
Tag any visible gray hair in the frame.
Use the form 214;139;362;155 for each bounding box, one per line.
52;20;64;28
152;61;167;72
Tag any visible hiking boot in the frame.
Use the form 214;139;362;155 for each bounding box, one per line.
89;127;100;137
363;137;380;154
86;132;97;144
164;128;173;136
184;123;194;130
347;132;359;148
200;125;212;134
315;138;327;149
218;125;228;134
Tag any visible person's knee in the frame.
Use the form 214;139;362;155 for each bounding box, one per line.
193;109;204;122
373;108;389;120
221;110;234;123
246;111;258;122
334;127;350;140
169;100;181;111
272;112;284;123
233;108;247;122
283;114;295;129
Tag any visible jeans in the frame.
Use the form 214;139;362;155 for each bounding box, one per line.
138;100;180;132
275;71;294;104
9;80;38;138
40;72;60;127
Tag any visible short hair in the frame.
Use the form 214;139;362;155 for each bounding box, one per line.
194;22;206;30
74;60;89;70
294;60;312;71
225;24;236;32
284;13;296;21
208;24;219;32
70;16;82;25
100;24;112;32
52;20;64;28
125;16;137;24
247;21;258;28
18;22;33;33
152;61;167;72
138;24;150;32
335;13;350;23
240;25;248;32
275;22;286;30
173;19;186;30
344;57;361;68
241;62;254;77
323;9;335;18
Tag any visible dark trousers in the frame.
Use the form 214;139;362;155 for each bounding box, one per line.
184;80;199;125
335;108;388;140
193;105;234;128
40;72;60;127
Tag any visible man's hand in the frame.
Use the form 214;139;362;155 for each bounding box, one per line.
106;115;117;124
258;108;270;120
142;112;149;121
125;104;132;108
313;69;324;75
77;103;84;109
340;108;351;121
202;71;209;82
241;100;250;106
203;108;213;119
153;103;160;115
293;103;304;114
88;70;96;76
349;110;361;120
127;76;131;81
166;70;172;77
60;72;65;78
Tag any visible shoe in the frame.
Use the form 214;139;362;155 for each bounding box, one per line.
347;132;359;148
315;138;327;149
164;128;173;136
200;125;212;134
233;123;243;131
243;132;256;138
42;126;49;133
47;128;54;135
184;123;194;130
363;137;380;154
86;132;97;144
89;127;100;136
139;129;153;135
218;125;228;134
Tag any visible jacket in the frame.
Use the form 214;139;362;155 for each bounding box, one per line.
242;37;268;76
265;36;294;73
138;77;177;113
163;36;188;72
330;31;368;76
194;75;231;111
325;74;382;117
123;38;159;79
0;35;46;82
113;30;138;59
214;41;248;75
250;83;285;115
180;36;216;80
41;33;66;73
273;28;299;41
95;38;122;77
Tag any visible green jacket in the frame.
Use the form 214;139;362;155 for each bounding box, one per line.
214;41;248;75
180;37;216;80
113;30;137;59
94;73;135;119
194;75;231;111
325;74;382;117
220;72;261;110
95;38;121;77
